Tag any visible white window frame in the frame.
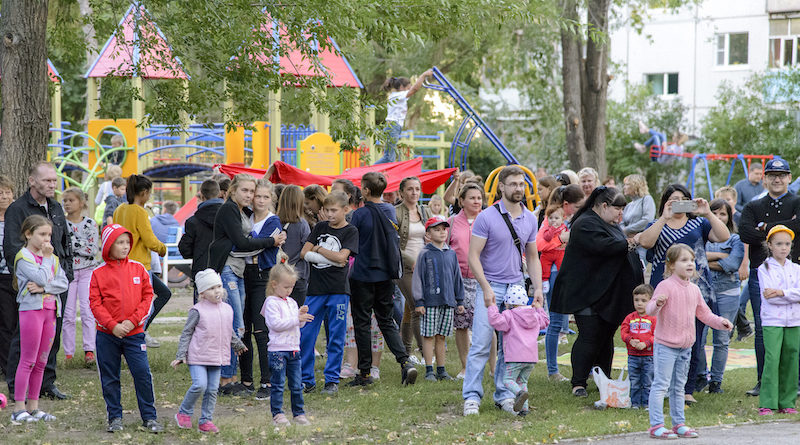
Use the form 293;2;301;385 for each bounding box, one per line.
645;73;679;97
714;32;749;68
769;36;799;68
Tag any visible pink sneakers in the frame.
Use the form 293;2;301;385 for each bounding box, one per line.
198;421;219;433
294;414;311;426
273;413;290;426
175;412;192;429
758;408;774;416
779;408;798;414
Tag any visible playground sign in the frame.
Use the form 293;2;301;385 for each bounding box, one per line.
298;133;340;175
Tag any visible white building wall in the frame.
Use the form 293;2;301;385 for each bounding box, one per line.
609;0;772;132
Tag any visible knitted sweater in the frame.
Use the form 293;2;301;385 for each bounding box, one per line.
646;274;728;349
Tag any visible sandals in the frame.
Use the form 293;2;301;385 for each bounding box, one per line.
648;425;677;440
29;410;57;422
10;410;36;425
672;424;699;438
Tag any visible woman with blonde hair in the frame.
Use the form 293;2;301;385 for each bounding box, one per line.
621;174;656;270
577;167;600;198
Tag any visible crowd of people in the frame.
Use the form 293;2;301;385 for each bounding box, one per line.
0;157;796;439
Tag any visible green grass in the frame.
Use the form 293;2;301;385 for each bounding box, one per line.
4;298;774;445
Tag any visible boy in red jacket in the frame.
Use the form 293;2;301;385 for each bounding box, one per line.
89;224;163;433
620;284;657;409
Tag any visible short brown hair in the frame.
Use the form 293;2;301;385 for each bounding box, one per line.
545;205;563;217
362;172;388;197
497;165;526;185
200;179;220;200
633;284;654;297
715;186;737;201
323;190;350;208
162;201;179;215
111;177;126;188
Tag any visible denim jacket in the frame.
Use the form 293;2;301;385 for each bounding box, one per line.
706;233;744;297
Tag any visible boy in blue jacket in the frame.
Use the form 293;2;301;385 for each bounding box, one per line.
413;215;465;381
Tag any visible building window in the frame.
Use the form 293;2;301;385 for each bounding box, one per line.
646;73;678;96
715;33;748;66
769;19;800;68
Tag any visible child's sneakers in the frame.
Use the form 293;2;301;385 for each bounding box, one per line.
759;408;774;416
463;399;480;416
273;413;291;427
346;374;374;387
401;363;418;386
321;382;338;395
293;414;311;426
436;371;454;381
107;417;124;432
198;421;219;433
370;366;381;380
339;362;357;379
141;419;164;433
779;408;798;414
255;385;271;401
65;354;74;360
425;370;437;382
175;412;192;429
513;390;529;413
84;351;96;365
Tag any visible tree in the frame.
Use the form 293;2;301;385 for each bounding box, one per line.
559;0;610;178
0;0;50;192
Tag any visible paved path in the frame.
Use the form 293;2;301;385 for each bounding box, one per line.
564;420;800;444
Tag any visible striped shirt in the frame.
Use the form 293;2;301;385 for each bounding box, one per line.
648;217;712;286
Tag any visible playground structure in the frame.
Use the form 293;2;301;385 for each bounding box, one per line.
648;144;777;198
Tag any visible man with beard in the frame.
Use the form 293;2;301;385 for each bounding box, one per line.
4;162;73;400
739;158;800;397
462;165;543;416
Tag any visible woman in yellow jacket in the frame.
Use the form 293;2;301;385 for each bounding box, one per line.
113;174;169;348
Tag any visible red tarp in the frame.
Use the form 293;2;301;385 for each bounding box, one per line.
174;160;455;222
216;159;456;193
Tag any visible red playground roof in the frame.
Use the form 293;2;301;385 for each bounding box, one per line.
0;59;61;83
250;20;363;88
84;5;187;79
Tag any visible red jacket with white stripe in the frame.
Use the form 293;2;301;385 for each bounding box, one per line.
89;224;154;336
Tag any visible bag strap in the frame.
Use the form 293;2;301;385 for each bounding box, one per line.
494;203;524;273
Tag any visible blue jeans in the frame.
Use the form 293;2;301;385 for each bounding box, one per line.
392;285;404;326
374;121;402;164
628;355;653;408
179;365;221;425
269;350;304;417
747;268;765;380
96;331;157;422
300;294;348;385
462;281;518;404
545;270;568;375
708;290;740;383
220;266;245;379
649;343;691;428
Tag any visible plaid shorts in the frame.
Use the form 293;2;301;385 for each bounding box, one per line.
420;305;455;337
453;278;477;330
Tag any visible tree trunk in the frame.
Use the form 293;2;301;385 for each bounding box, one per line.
559;0;587;171
559;0;610;178
78;0;98;124
0;0;50;194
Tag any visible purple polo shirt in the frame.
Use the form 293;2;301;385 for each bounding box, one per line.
472;200;538;284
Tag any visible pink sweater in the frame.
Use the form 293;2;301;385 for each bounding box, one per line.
646;274;728;349
261;295;307;352
488;305;549;363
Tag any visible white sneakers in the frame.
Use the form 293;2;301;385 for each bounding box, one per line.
463;399;480;416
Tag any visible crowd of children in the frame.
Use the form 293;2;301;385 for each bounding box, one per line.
1;156;799;441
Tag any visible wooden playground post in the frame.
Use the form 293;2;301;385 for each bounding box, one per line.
50;83;62;149
268;89;281;164
366;107;376;164
132;76;149;171
310;87;330;135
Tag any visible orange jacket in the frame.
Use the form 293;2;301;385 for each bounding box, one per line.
89;224;154;336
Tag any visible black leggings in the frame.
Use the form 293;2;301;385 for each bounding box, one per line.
570;313;618;389
144;272;172;331
240;265;270;385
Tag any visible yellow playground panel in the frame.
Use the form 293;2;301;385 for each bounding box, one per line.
223;122;271;169
297;133;341;175
87;119;138;177
485;165;540;211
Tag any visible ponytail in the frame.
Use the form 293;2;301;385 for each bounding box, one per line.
126;174;153;204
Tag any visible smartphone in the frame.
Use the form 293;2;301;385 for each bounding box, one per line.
672;200;698;213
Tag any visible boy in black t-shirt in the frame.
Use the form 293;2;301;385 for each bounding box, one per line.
298;191;359;395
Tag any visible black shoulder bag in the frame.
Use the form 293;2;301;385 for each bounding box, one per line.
493;203;532;293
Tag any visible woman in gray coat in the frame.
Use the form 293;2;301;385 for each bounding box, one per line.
619;174;655;269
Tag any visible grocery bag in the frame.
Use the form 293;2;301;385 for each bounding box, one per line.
591;366;631;409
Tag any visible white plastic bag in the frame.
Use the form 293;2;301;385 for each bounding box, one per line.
591;366;631;409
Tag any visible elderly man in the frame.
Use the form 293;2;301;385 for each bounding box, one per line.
4;162;73;400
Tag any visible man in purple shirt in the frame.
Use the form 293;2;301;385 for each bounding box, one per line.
462;165;543;416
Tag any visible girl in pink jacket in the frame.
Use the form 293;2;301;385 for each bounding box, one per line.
261;262;314;427
171;269;247;433
487;285;549;416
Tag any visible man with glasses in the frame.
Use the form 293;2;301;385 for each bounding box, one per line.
462;165;543;416
739;158;800;396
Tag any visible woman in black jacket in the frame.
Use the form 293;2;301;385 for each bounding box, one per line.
551;186;644;397
208;173;278;393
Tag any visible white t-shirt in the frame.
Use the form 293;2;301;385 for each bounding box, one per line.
386;91;409;126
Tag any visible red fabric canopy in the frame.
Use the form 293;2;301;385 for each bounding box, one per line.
215;159;455;193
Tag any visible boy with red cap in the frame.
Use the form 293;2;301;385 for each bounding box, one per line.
89;224;162;434
413;215;465;381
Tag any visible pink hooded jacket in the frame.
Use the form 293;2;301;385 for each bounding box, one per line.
488;305;550;363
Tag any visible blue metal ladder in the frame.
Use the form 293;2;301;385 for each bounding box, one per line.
423;66;521;170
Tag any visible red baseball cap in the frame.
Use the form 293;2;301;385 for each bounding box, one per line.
425;215;450;230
